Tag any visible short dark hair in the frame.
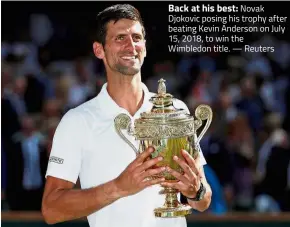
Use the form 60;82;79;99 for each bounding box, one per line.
95;4;145;45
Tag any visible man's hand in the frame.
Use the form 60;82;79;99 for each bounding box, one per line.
160;149;202;198
113;146;165;197
41;146;165;224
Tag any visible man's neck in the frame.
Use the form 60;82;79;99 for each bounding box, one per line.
106;75;144;116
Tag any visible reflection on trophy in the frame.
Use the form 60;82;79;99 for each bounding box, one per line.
114;78;213;218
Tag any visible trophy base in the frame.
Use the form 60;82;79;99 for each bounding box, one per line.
154;204;192;218
154;186;192;218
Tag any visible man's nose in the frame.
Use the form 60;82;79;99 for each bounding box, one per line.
124;36;136;52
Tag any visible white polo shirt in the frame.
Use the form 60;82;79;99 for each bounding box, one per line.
46;82;207;227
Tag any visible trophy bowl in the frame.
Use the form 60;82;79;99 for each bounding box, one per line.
114;79;213;218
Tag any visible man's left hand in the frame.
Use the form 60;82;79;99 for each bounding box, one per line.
160;149;202;199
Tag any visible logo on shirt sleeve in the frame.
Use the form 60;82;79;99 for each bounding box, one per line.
49;156;64;164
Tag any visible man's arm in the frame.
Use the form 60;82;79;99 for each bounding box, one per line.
42;147;165;225
42;177;121;224
186;167;212;212
42;109;124;224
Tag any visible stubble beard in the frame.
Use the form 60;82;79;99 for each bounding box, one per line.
104;50;144;76
115;63;141;76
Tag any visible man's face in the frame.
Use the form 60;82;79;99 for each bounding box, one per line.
95;19;146;76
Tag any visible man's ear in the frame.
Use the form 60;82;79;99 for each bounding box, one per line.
93;42;105;59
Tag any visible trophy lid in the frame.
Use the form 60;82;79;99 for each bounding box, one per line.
133;79;195;140
141;78;187;117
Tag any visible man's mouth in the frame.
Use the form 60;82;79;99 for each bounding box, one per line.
121;56;137;60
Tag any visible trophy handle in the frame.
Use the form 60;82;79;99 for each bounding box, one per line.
194;104;213;144
114;113;139;156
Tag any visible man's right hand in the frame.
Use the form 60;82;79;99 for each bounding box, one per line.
113;146;165;197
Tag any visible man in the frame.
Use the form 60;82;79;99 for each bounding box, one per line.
42;4;212;227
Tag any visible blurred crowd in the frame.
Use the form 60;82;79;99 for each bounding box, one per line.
1;11;290;214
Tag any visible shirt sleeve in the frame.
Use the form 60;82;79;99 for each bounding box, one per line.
173;99;207;166
45;109;85;184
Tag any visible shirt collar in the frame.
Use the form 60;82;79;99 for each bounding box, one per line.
97;82;153;118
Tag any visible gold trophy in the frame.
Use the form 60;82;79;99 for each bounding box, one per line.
114;79;212;218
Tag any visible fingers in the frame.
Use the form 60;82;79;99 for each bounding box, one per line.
161;178;200;198
140;166;166;179
181;149;201;177
142;177;165;188
160;181;185;191
136;156;163;172
184;173;199;189
160;181;177;189
132;146;155;167
173;155;194;178
166;167;191;185
138;146;155;161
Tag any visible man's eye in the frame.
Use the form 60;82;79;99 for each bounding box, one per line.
134;36;142;41
116;36;124;40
